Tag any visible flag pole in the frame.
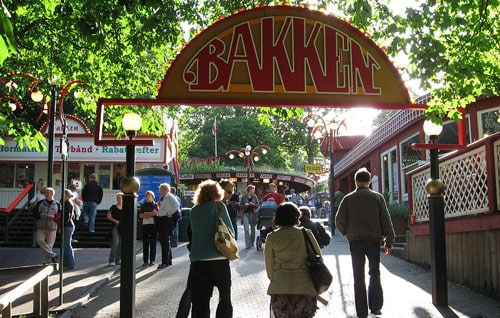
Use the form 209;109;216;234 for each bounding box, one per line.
214;117;218;157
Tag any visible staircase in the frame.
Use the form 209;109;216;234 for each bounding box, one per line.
0;209;112;248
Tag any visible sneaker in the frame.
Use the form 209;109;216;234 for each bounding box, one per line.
89;230;95;233
142;262;148;267
149;262;155;266
108;262;115;266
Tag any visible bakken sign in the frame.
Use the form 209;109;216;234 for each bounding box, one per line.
158;6;415;108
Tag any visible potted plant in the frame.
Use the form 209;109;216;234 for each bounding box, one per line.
387;202;409;235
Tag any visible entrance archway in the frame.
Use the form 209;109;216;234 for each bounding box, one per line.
95;4;428;147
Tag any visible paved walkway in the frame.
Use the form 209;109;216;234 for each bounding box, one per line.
1;224;500;317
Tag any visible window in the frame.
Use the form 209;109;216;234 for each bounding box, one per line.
16;163;35;188
381;147;398;203
112;164;125;190
400;134;421;200
0;163;34;188
98;164;111;189
478;108;500;138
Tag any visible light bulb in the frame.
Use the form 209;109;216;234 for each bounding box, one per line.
31;88;43;102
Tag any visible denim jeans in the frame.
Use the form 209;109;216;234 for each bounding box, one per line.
171;225;178;245
231;216;238;241
109;225;121;264
349;241;383;318
82;201;98;231
63;225;75;268
242;213;255;248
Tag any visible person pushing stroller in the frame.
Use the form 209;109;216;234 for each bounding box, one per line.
256;198;278;250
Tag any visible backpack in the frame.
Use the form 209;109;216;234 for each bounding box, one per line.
314;222;331;248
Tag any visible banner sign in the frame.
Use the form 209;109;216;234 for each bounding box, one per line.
158;5;417;109
0;138;165;162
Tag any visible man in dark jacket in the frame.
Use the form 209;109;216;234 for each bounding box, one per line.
336;168;395;318
81;173;104;232
299;206;330;248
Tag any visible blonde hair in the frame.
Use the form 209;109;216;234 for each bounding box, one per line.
193;179;224;205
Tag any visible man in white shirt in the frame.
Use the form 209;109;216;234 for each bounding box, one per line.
156;183;180;269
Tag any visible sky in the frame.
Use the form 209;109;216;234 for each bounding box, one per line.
332;0;424;137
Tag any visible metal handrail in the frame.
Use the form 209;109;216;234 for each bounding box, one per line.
0;264;54;318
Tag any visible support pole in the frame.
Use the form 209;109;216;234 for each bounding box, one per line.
427;147;448;306
328;131;335;234
47;87;57;187
120;144;137;318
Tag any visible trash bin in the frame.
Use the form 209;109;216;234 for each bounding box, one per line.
179;207;191;242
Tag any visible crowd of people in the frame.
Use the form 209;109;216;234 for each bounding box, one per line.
30;167;394;318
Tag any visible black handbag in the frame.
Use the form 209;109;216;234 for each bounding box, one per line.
302;228;333;294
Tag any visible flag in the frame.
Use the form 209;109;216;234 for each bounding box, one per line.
212;119;217;137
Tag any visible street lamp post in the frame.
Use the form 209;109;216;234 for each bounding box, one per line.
1;73;83;305
423;120;448;306
120;112;142;318
304;113;345;232
226;145;270;185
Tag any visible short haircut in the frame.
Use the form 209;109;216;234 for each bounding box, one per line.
219;179;234;190
89;173;97;180
170;187;177;194
159;183;171;192
268;183;277;189
193;179;224;205
45;187;55;195
355;168;371;183
274;202;300;227
299;206;311;220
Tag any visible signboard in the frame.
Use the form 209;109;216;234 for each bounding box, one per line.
0;138;166;163
305;164;323;173
158;5;420;109
136;168;174;202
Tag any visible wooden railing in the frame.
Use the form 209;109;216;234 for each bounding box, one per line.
0;264;54;318
408;132;500;222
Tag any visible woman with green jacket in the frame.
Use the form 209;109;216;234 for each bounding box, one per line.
264;202;321;317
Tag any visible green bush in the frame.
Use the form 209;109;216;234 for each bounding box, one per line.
387;202;409;220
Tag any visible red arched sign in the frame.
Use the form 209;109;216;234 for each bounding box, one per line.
159;5;415;108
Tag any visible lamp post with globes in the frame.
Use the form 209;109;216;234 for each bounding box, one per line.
226;145;270;185
303;113;345;231
120;112;142;318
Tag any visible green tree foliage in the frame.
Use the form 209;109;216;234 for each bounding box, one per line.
1;0;498;149
0;3;16;64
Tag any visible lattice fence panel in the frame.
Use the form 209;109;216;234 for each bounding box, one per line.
412;146;489;222
495;140;500;211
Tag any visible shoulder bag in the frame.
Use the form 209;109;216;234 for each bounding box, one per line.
214;202;240;260
302;228;332;294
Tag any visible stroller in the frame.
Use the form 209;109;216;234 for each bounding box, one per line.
255;199;278;251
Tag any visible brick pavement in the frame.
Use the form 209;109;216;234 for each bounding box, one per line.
2;224;500;317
